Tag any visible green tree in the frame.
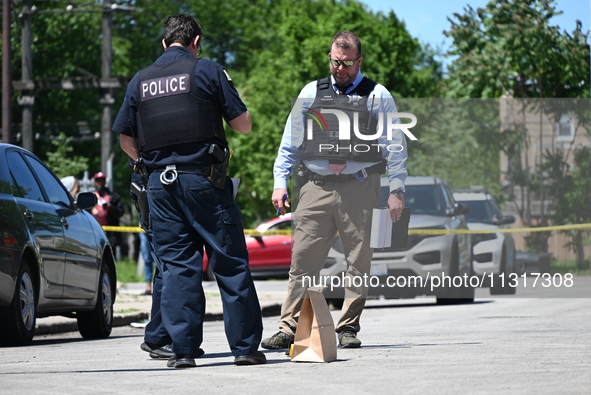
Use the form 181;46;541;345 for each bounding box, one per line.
443;0;590;253
401;98;500;191
4;0;441;228
45;132;89;179
227;0;442;225
540;112;591;270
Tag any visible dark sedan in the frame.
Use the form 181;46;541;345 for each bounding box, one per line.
0;144;117;346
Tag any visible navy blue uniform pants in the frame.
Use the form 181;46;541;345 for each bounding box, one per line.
147;172;263;356
131;172;170;347
143;227;170;347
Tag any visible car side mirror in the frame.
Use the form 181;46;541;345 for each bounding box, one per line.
447;202;470;216
502;214;515;225
460;203;471;215
76;192;97;211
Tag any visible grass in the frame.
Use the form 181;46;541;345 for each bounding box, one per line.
551;259;590;275
115;258;144;283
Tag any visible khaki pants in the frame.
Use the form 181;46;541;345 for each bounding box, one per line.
279;172;380;335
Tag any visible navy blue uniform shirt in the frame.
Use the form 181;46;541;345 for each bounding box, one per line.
112;46;247;169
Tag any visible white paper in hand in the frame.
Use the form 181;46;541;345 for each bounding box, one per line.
370;208;392;249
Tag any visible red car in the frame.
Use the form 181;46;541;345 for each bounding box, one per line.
202;214;293;280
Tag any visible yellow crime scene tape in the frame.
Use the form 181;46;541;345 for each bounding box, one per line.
102;223;591;235
406;223;591;235
103;226;146;233
102;226;292;236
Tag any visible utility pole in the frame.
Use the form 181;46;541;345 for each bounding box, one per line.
100;0;114;174
2;0;12;144
10;1;141;164
19;0;34;152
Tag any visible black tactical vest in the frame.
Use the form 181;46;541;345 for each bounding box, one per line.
136;57;226;151
300;77;383;163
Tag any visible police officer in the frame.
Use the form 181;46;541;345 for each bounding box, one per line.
263;31;408;350
114;14;265;368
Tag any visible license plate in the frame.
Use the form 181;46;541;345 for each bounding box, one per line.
370;263;388;276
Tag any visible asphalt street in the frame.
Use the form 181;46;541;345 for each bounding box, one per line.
1;278;590;394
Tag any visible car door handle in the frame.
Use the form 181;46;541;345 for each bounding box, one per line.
23;209;34;221
60;217;70;229
281;241;291;245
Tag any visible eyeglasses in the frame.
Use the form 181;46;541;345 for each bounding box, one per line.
329;57;359;68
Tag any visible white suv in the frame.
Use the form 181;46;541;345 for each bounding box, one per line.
452;191;518;295
321;176;474;305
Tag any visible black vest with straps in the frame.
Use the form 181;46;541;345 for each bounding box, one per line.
300;76;383;163
136;57;226;152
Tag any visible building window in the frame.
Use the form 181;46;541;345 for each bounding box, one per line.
556;113;575;142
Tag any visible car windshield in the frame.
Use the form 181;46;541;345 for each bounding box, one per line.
381;184;445;215
459;200;496;224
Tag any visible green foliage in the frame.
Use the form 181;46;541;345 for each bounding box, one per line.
45;132;89;179
543;145;591;269
444;0;590;99
551;259;590;275
440;0;590;255
5;0;442;228
25;3;103;127
402;98;501;192
213;0;443;225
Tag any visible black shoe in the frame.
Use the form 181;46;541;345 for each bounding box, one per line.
234;351;267;365
142;342;205;360
141;342;174;359
261;331;294;350
158;347;204;360
167;354;197;368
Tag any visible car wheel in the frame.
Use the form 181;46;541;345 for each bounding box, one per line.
514;252;526;276
436;241;475;305
0;259;37;346
77;263;113;339
490;246;516;295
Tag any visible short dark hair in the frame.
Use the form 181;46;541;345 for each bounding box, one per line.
331;31;362;58
163;14;203;48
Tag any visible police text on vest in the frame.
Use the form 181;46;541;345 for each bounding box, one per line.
140;74;190;101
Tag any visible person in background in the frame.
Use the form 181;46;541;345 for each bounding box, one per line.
139;230;154;295
91;172;124;252
61;175;80;198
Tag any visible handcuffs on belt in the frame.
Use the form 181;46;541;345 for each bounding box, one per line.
160;165;178;185
157;144;230;189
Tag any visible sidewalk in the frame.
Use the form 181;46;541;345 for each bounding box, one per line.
35;281;285;336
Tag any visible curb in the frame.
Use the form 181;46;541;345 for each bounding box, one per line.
35;303;282;336
35;312;150;336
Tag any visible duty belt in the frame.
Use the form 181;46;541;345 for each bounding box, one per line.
307;162;384;184
153;165;214;175
152;165;215;185
309;172;361;183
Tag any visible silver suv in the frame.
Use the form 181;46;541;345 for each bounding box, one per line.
453;190;518;295
321;176;474;305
